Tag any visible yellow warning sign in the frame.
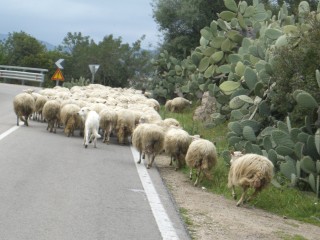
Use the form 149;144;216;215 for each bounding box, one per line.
51;68;65;81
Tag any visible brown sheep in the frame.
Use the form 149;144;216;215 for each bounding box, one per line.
60;103;82;137
228;153;274;207
42;100;61;133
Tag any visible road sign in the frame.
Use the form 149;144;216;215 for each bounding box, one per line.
89;64;100;74
51;68;65;81
89;64;100;83
55;59;64;69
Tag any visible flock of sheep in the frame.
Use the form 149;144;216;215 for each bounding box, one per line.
12;84;274;207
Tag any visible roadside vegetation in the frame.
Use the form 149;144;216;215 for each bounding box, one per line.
160;104;320;227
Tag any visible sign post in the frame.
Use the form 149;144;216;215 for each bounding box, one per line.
51;59;65;86
51;68;65;86
89;64;100;83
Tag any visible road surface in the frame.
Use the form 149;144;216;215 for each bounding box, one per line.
0;83;190;240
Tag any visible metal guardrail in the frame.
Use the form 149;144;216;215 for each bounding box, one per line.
0;65;48;87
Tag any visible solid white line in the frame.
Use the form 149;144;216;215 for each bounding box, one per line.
0;124;21;141
130;146;180;240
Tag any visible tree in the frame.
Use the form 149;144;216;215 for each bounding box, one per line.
152;0;226;59
3;31;46;67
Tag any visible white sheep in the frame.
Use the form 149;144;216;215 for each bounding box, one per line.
132;123;165;169
99;108;118;144
165;97;192;112
185;139;217;186
115;109;136;145
60;103;82;137
164;127;192;170
228;152;274;207
42;100;61;133
145;98;160;112
158;118;181;131
13;92;35;126
77;107;101;148
34;94;47;121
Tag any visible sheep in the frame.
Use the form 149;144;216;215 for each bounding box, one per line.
13;92;35;126
145;98;160;112
185;139;217;187
164;128;192;170
115;109;136;145
158;118;181;131
34;94;47;121
132;123;165;169
77;107;101;148
60;103;82;137
228;153;274;207
42;100;61;133
99;108;118;144
165;97;192;112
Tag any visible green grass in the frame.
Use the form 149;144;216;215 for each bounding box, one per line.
160;104;320;227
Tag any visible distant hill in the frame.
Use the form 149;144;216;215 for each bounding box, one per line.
0;33;56;51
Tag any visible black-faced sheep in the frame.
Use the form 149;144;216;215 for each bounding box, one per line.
60;103;82;137
99;109;118;144
165;97;192;113
132;123;165;169
42;100;61;133
13;92;35;126
115;109;136;145
228;153;274;207
77;107;101;148
185;139;217;186
164;127;192;170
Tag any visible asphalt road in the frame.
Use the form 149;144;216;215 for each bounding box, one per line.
0;83;190;240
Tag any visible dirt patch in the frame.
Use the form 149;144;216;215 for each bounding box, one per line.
155;155;320;240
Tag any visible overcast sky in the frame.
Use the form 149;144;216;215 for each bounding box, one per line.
0;0;162;49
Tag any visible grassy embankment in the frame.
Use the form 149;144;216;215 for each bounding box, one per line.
160;103;320;227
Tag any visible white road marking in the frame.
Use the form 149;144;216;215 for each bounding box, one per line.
0;124;21;141
130;146;180;240
1;124;180;239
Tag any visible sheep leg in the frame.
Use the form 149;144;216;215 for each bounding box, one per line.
102;129;107;143
16;116;19;126
194;168;202;187
189;168;193;180
23;115;29;126
246;188;261;203
147;154;156;169
236;187;248;207
175;157;180;171
53;120;57;133
231;186;237;200
106;126;112;144
169;155;173;166
137;151;142;164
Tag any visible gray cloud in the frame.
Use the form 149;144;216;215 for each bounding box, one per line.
0;0;161;49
